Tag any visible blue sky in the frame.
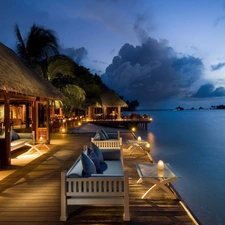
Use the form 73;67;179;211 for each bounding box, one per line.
1;0;225;109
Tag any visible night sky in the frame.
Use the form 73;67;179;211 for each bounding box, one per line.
1;0;225;109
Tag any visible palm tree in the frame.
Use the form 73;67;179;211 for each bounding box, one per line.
36;54;76;82
14;24;92;117
14;23;59;66
62;84;86;117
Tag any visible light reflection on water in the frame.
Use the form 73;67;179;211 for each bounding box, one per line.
132;109;225;225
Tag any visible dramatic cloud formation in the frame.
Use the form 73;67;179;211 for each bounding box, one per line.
211;62;225;71
191;83;225;98
101;36;204;107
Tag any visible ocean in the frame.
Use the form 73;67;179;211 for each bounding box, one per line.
127;109;225;225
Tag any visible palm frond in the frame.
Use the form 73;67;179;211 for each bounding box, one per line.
14;24;27;61
63;84;86;101
26;24;59;62
47;55;75;81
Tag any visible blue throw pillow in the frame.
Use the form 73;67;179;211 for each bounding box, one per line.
88;147;101;172
11;130;19;140
91;142;104;163
81;152;96;176
94;132;100;140
101;129;109;139
98;131;106;140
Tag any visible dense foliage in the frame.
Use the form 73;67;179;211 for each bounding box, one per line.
14;23;138;116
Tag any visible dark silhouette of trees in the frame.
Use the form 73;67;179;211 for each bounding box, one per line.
15;24;59;66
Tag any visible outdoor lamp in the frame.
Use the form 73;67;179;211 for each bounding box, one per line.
146;143;150;149
78;122;81;126
137;136;141;141
132;127;136;132
157;160;165;171
62;128;65;133
158;170;164;178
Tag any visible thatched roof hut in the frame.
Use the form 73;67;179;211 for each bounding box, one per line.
0;42;63;99
100;89;128;108
87;86;127;120
0;42;63;167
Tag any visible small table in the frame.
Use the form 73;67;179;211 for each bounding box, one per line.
25;140;50;154
127;140;150;155
136;163;179;199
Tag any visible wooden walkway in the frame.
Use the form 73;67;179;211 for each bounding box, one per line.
0;132;198;225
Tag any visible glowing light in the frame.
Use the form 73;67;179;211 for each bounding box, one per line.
62;128;65;133
158;170;164;177
157;160;165;171
40;136;43;141
132;127;136;132
137;136;141;141
78;122;81;126
146;143;150;148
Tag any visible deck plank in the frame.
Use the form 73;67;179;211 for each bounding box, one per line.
0;132;198;225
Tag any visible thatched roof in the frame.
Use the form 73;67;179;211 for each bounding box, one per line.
0;42;63;100
91;87;128;108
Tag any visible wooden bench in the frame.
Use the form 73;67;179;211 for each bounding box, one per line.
91;137;122;149
60;146;130;221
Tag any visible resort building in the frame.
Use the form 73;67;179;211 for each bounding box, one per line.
0;42;63;167
87;87;128;120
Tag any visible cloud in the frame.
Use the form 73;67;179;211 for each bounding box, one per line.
101;36;204;106
133;10;155;44
211;62;225;71
214;15;225;27
92;60;108;65
191;83;225;98
59;46;87;64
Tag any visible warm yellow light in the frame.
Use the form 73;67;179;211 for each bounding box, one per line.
157;160;165;171
158;170;164;178
137;136;141;141
132;127;136;132
40;136;43;141
78;122;81;126
62;128;65;133
149;117;153;121
146;143;150;148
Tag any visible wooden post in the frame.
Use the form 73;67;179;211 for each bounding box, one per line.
1;93;11;166
25;102;30;128
46;101;50;143
60;171;68;221
117;106;121;119
88;106;91;120
32;100;36;140
103;107;107;119
123;170;130;221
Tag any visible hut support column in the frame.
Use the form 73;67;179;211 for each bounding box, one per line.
1;94;11;166
117;106;121;120
88;107;91;120
103;107;107;119
32;101;36;140
25;102;30;128
59;108;63;117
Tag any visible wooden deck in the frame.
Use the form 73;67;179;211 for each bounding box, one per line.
0;132;199;225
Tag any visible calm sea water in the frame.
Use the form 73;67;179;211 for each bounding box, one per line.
127;109;225;225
